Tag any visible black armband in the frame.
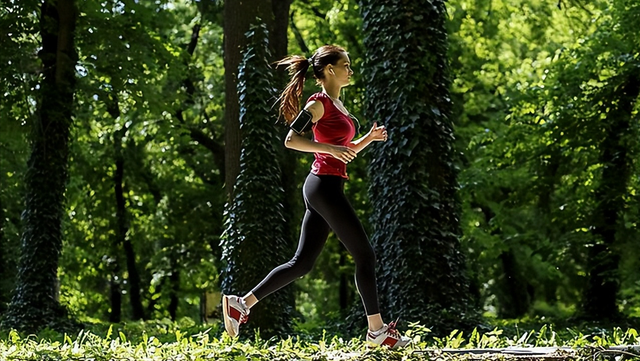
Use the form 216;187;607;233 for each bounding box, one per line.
290;109;314;134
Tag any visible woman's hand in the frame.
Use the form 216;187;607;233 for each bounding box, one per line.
328;144;358;163
367;122;388;142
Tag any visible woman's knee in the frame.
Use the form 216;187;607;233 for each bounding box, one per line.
286;256;314;277
352;243;376;268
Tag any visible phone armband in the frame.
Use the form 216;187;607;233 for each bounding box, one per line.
290;109;314;134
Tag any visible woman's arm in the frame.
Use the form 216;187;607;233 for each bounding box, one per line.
284;100;358;164
349;122;387;153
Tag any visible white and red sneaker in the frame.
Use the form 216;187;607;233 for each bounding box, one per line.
366;319;411;349
222;295;249;337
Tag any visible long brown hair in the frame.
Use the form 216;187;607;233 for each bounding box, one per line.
276;45;347;123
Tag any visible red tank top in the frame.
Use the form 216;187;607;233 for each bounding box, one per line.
306;92;356;179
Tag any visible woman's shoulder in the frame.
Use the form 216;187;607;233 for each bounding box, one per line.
307;92;330;103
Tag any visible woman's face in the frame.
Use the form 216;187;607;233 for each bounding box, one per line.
326;52;353;87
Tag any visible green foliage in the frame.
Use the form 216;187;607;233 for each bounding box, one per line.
2;322;640;360
0;324;387;360
0;0;40;116
512;0;640;320
449;0;640;321
220;21;294;337
359;0;478;334
457;0;640;320
447;0;596;318
56;0;224;323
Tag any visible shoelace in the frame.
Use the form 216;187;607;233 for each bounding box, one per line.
239;301;250;324
231;297;250;324
385;318;401;337
239;311;249;324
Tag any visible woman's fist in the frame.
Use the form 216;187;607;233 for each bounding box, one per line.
330;145;357;163
368;122;388;142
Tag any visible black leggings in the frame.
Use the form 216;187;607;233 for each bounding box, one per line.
251;173;380;315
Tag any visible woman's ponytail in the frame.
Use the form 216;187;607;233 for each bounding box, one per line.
276;55;310;124
276;45;346;124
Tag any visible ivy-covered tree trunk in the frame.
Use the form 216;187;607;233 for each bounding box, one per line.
223;0;274;197
220;22;293;338
1;0;78;333
583;71;640;320
360;0;476;334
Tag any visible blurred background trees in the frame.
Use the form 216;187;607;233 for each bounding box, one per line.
0;0;639;335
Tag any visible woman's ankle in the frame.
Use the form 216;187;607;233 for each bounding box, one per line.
242;292;258;309
367;313;384;331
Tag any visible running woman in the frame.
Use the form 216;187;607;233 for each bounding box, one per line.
222;45;410;348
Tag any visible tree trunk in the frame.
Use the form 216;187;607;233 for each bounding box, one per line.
0;198;6;314
108;88;145;320
583;71;640;320
108;262;122;323
168;258;180;321
498;250;532;318
270;0;300;268
1;0;77;333
223;0;274;198
360;0;476;334
271;0;291;60
220;23;292;337
105;96;124;323
122;236;145;320
107;94;145;322
114;127;145;321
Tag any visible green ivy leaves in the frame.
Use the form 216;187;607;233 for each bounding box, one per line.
360;0;477;335
220;21;293;338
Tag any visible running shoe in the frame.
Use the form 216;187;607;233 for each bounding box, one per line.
222;295;249;337
366;319;411;348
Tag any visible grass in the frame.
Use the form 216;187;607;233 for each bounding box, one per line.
1;319;640;360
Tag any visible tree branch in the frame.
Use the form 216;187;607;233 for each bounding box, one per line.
300;0;327;20
172;22;225;180
176;144;218;186
289;10;309;54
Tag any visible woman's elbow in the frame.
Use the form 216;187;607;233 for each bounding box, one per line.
284;134;294;149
